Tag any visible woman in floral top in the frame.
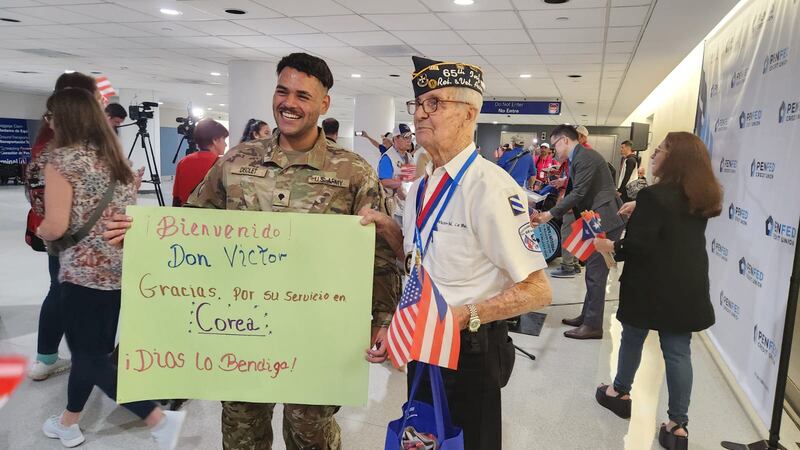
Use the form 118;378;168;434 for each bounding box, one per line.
25;72;100;382
36;87;184;449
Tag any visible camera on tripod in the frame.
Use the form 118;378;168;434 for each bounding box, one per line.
128;101;159;121
175;115;199;158
176;115;196;141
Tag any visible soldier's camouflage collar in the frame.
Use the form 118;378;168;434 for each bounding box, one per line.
262;127;327;170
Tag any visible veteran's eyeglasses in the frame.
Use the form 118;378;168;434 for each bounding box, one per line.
405;97;472;115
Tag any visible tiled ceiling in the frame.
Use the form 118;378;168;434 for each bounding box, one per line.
0;0;730;126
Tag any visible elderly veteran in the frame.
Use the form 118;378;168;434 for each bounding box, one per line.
400;56;552;450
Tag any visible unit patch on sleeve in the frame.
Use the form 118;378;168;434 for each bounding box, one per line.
518;223;542;253
508;194;526;216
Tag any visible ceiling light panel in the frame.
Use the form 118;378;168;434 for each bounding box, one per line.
458;30;531;45
234;18;319;35
391;30;465;45
334;0;428;14
512;0;607;10
180;20;260;36
186;0;283;19
253;0;352;16
296;15;380;33
363;13;449;31
529;27;605;43
520;8;606;28
607;26;641;41
419;0;514;12
437;11;522;29
609;5;650;26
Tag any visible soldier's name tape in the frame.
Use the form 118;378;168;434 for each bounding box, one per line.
232;166;350;189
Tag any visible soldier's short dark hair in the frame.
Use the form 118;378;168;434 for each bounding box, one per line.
195;118;229;151
549;124;579;141
105;103;127;119
621;140;633;147
322;117;339;135
277;53;334;91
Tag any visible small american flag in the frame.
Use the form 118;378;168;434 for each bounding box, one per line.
95;75;116;100
562;210;606;261
387;264;461;370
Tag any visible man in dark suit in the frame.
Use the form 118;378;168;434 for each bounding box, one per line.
531;124;624;339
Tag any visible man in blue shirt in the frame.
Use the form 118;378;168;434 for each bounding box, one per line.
496;135;536;188
378;123;415;224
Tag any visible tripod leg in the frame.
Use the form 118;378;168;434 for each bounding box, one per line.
128;133;140;160
173;136;186;164
514;345;536;361
143;133;165;206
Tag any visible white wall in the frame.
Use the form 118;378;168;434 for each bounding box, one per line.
0;90;48;120
620;44;704;180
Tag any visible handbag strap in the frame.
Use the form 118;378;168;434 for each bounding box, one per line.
74;179;117;243
47;179;117;254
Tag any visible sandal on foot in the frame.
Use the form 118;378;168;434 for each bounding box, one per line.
595;384;631;419
658;423;688;450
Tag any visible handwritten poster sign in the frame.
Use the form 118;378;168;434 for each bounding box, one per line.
117;206;375;406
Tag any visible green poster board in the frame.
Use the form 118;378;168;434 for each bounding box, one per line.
117;206;374;406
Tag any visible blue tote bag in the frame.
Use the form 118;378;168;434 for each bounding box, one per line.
384;363;464;450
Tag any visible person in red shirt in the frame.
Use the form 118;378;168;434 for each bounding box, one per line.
172;118;228;206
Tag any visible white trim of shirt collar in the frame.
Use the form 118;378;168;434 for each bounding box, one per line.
424;142;477;185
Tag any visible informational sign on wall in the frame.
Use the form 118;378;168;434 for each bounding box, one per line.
481;100;561;115
117;207;375;406
697;0;800;427
0;119;30;164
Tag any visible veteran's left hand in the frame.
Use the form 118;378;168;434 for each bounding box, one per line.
365;326;388;364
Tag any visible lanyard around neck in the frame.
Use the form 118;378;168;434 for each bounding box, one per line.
413;150;478;260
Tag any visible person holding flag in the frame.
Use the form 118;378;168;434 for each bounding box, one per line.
531;125;624;340
382;56;552;450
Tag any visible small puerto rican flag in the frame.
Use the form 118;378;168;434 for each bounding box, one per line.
96;75;116;101
562;210;606;261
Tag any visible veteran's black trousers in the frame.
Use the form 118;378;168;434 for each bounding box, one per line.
407;320;515;450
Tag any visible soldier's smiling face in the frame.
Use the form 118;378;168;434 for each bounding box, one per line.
273;67;330;140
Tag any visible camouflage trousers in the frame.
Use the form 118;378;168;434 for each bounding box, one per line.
221;401;341;450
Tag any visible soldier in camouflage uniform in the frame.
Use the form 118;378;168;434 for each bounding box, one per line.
184;53;400;450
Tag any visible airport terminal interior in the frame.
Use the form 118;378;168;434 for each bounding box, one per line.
1;0;800;449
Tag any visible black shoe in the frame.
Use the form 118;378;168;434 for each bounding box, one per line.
561;315;583;327
658;423;688;450
595;384;631;419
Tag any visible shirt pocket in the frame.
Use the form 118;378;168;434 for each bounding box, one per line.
428;229;480;283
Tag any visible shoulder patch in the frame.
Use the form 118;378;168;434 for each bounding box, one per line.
518;223;541;253
508;194;526;216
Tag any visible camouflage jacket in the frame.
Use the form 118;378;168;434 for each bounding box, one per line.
186;128;400;326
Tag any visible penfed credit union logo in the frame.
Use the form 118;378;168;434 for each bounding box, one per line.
729;203;749;225
750;159;776;179
715;117;730;132
720;290;740;320
739;109;762;128
719;157;737;173
739;257;764;287
731;67;749;88
766;215;798;246
763;47;789;74
710;238;729;261
754;324;779;364
779;100;800;123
